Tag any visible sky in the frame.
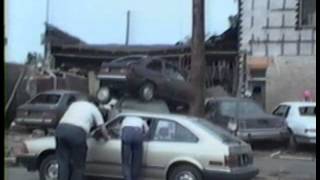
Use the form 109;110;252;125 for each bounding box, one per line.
5;0;237;63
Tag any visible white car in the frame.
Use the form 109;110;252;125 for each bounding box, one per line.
15;112;259;180
272;102;316;149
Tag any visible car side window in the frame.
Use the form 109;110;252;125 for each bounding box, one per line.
153;119;198;143
273;105;290;118
147;60;162;72
30;94;61;105
66;95;77;106
164;63;185;81
106;116;124;139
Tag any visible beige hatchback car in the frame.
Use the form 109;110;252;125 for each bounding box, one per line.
16;112;259;180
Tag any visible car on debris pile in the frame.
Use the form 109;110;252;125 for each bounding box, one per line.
97;55;194;107
205;97;289;143
15;112;259;180
10;90;87;133
272;101;316;149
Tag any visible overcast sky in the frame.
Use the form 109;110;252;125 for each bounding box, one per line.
5;0;237;63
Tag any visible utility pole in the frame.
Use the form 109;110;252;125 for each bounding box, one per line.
190;0;206;116
125;10;131;45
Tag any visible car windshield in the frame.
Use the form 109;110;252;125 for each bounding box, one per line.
220;100;264;117
196;119;241;144
29;94;61;105
299;106;316;116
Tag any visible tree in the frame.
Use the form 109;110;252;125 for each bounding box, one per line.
189;0;206;117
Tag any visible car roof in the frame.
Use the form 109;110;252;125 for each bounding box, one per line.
117;111;199;124
280;101;316;107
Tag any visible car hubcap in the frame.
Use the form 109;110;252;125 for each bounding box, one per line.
176;171;196;180
143;85;154;100
46;162;58;180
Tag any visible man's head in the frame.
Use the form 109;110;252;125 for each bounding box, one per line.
87;96;100;106
303;90;312;101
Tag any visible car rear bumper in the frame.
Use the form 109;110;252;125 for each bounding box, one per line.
237;129;289;142
16;155;38;171
295;135;316;144
203;166;259;180
14;118;56;129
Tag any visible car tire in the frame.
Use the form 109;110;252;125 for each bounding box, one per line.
39;154;58;180
288;131;298;152
139;82;155;101
168;165;203;180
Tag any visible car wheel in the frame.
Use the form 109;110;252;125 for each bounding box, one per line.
168;165;202;180
139;82;155;101
39;154;58;180
288;132;298;152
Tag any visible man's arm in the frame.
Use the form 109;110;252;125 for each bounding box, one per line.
93;107;109;140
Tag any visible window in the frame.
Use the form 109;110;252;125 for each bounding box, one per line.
299;106;316;116
106;116;125;139
165;63;185;81
273;105;290;118
66;95;76;106
147;60;162;72
238;101;264;115
298;0;316;27
153;120;198;142
220;101;237;117
197;119;241;144
30;94;61;105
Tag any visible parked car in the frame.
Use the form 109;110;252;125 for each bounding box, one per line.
205;97;289;142
15;112;259;180
97;55;194;107
10;90;87;133
272;101;316;149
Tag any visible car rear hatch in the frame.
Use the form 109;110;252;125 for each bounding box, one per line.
15;104;58;125
226;143;254;168
241;115;284;129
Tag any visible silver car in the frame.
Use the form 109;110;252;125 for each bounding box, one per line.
15;112;259;180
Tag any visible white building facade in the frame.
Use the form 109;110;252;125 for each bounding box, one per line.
239;0;316;111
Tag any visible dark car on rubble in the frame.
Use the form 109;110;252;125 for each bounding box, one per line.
205;97;289;143
10;90;87;133
97;55;194;107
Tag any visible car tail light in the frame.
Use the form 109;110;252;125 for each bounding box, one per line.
224;154;239;168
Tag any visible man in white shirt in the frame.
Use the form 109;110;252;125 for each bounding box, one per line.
121;116;149;180
55;96;108;180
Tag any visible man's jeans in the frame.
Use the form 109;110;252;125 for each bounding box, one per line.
121;126;144;180
55;123;87;180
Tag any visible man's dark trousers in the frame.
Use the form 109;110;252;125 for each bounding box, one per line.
55;123;87;180
121;126;144;180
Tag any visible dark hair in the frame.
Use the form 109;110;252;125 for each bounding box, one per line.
87;96;100;106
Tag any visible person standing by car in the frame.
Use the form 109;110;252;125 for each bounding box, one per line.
55;96;108;180
121;116;149;180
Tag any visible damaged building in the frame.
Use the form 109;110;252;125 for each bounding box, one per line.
239;0;316;111
43;23;242;98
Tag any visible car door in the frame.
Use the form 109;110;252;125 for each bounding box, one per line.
144;118;199;180
145;59;167;95
163;63;189;101
86;116;124;178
